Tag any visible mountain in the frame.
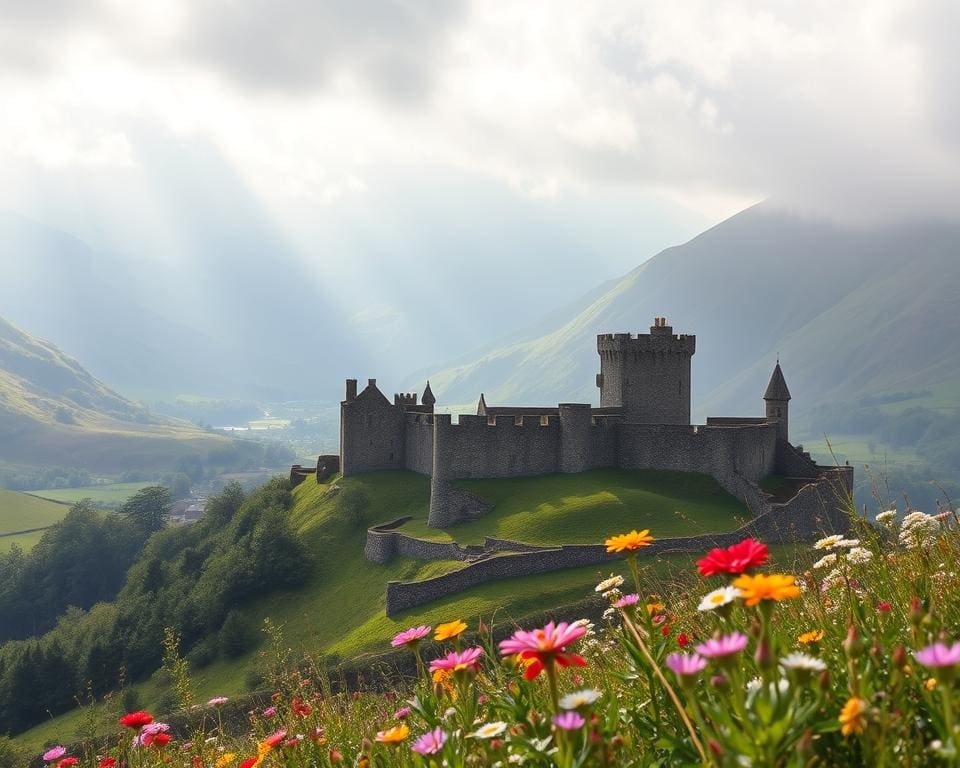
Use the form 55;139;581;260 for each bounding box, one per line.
412;203;960;438
0;316;224;471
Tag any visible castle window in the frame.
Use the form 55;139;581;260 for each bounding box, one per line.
487;415;496;426
540;415;549;426
515;415;523;426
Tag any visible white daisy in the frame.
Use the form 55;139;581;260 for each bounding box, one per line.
814;534;844;550
813;553;838;570
560;689;602;709
831;538;861;549
846;547;873;564
595;574;624;593
697;586;742;611
875;510;896;524
470;722;507;739
780;652;828;672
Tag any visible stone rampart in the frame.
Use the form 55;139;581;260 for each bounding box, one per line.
403;414;434;475
443;413;562;479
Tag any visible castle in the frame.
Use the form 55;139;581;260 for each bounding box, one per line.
336;318;852;532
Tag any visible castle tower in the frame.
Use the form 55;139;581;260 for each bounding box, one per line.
596;318;696;424
763;361;791;442
422;380;436;411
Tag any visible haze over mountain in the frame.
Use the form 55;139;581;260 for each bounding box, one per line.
411;203;960;439
0;315;223;471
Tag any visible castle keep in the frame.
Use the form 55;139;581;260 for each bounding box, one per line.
338;318;853;531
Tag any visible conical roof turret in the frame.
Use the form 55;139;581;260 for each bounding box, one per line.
763;362;791;401
422;380;436;406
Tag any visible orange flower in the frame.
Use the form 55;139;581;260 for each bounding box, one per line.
798;630;824;645
839;697;868;736
434;620;468;642
646;602;665;615
605;530;654;553
375;724;409;744
732;573;801;606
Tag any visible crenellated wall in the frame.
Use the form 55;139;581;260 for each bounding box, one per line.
439;413;563;479
403;414;435;476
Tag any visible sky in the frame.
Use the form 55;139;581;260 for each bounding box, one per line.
0;0;958;366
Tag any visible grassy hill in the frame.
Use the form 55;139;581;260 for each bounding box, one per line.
13;467;760;749
0;489;68;551
0;315;228;472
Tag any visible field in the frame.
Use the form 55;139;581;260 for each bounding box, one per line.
13;468;764;750
27;481;155;505
0;489;69;551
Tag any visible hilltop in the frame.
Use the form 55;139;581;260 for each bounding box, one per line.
0;315;226;472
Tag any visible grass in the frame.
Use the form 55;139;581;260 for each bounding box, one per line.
0;488;69;535
0;529;46;553
26;482;156;505
12;468;762;750
800;435;923;467
396;468;750;545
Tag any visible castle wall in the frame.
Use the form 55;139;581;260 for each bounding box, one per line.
403;414;434;476
340;394;405;476
442;414;562;479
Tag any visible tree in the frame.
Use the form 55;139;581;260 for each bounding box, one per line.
120;486;172;532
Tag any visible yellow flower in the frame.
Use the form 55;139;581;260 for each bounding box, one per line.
799;630;825;645
375;724;410;744
646;602;665;615
926;677;938;691
434;620;468;642
839;696;868;736
605;529;654;553
215;755;237;768
732;573;801;606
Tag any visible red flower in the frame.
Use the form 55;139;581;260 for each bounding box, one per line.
264;730;288;748
677;633;690;647
239;759;257;768
58;759;80;768
292;697;313;716
98;759;116;768
151;734;171;748
878;600;892;613
119;711;153;729
697;538;769;577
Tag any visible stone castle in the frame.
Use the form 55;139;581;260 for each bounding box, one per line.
335;318;852;532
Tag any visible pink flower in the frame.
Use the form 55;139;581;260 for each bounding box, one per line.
666;652;707;677
499;621;588;680
207;696;229;707
411;727;447;756
393;706;412;719
262;706;277;718
429;647;484;673
391;625;432;648
916;641;960;668
43;747;67;762
695;632;749;658
613;593;640;609
134;723;170;747
553;711;585;730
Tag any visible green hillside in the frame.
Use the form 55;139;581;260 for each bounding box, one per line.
0;315;228;472
13;468;753;749
0;489;68;551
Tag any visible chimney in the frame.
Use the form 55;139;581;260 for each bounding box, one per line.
345;379;358;401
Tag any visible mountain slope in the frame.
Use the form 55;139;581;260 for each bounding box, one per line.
414;204;960;434
0;316;225;471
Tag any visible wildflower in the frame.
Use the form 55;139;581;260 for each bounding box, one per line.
697;586;742;611
58;760;79;768
429;647;484;673
839;697;868;736
846;547;873;564
595;574;624;592
292;697;312;716
261;707;276;718
732;573;801;606
814;535;844;550
434;620;468;642
375;724;409;744
833;539;860;548
665;652;707;678
99;759;117;768
646;601;665;614
119;711;153;729
553;711;586;730
238;759;257;768
877;601;892;613
43;748;67;762
411;728;447;755
215;754;237;768
605;529;654;553
875;510;896;524
926;677;938;691
499;621;588;681
799;630;825;645
150;734;171;749
559;689;602;709
696;538;769;577
264;731;287;749
602;607;616;621
915;641;960;669
470;722;507;739
391;625;432;648
207;696;228;707
393;706;411;719
677;633;691;647
613;593;639;609
695;632;749;658
780;653;828;672
812;553;838;570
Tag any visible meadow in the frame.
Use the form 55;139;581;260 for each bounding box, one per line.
0;489;68;551
27;482;156;506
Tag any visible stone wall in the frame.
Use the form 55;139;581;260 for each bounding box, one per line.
441;413;563;479
340;385;405;476
403;414;434;475
382;470;851;615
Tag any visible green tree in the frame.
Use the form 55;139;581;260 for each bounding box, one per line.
120;486;172;532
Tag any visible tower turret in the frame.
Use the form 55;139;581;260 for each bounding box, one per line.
422;380;436;410
596;318;696;424
763;361;791;442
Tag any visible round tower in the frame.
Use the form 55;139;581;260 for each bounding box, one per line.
596;318;696;424
763;361;791;442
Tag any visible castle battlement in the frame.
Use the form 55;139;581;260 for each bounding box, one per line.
330;317;851;531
